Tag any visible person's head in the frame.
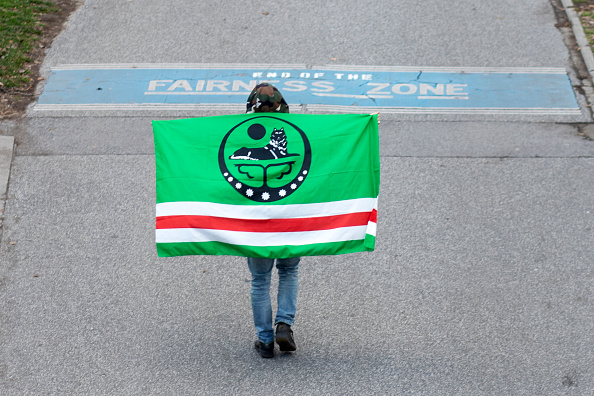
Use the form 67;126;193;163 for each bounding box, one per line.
246;83;289;113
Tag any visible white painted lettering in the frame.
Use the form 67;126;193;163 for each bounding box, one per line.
420;83;444;95
266;72;277;78
260;80;280;85
283;81;308;91
195;80;205;91
300;72;311;78
206;80;230;91
366;83;391;95
148;80;173;91
253;72;263;78
311;81;335;92
392;84;418;95
361;74;373;80
314;73;324;79
232;80;257;91
335;73;344;79
281;72;291;78
447;84;468;95
348;74;359;80
167;80;193;91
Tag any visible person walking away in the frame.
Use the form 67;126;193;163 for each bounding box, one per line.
245;83;299;359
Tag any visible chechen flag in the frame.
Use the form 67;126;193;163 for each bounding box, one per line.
153;113;379;258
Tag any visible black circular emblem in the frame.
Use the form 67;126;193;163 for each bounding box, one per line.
219;116;311;202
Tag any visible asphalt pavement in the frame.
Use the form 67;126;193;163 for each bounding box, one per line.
0;0;593;394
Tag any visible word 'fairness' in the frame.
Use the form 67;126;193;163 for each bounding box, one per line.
146;79;469;100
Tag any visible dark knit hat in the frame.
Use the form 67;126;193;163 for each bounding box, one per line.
246;83;289;113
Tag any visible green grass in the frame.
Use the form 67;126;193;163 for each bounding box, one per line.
0;0;58;89
573;1;594;46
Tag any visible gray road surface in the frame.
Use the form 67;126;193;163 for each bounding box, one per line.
1;0;593;394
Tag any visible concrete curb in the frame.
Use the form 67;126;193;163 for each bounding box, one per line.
561;1;594;87
0;135;15;232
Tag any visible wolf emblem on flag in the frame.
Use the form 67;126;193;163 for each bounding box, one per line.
220;117;311;203
229;127;298;161
153;113;379;258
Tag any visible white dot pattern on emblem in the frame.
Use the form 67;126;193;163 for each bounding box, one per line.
291;183;297;190
235;183;242;189
246;189;253;197
279;189;286;197
262;192;270;200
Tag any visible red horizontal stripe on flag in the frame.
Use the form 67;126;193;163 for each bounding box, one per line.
369;209;377;223
156;212;373;233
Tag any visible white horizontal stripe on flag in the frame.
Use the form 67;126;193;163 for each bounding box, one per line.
365;196;378;236
156;198;377;220
366;222;377;237
156;225;368;246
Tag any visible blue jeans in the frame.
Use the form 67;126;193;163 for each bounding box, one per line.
247;257;300;344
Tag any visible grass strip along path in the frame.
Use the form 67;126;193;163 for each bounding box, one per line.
0;0;58;89
0;0;78;118
573;1;594;46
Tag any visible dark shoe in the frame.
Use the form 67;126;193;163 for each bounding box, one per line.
275;322;297;352
254;340;274;358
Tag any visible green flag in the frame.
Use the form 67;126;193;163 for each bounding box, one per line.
153;113;379;258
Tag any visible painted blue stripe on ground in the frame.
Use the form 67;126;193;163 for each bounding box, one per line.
37;66;579;110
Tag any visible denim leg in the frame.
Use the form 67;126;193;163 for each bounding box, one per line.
247;257;275;344
275;257;300;326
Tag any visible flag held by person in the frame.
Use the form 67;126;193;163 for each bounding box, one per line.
153;113;380;258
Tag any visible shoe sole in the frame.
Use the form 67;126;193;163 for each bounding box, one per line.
275;336;297;352
257;350;274;358
254;341;274;358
